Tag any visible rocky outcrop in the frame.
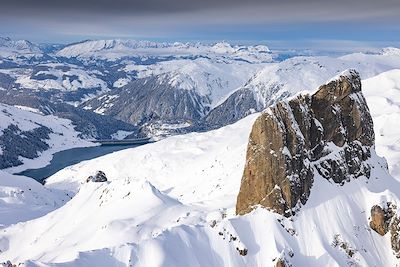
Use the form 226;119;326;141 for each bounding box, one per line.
369;203;400;258
273;255;291;267
236;70;374;216
390;216;400;257
86;170;108;183
275;259;287;267
389;218;400;258
370;204;393;236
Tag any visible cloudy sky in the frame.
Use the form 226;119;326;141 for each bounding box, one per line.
1;0;399;49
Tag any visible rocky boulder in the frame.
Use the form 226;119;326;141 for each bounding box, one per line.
86;170;108;183
275;259;288;267
236;69;374;216
370;204;393;236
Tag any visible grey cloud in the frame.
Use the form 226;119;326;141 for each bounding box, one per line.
2;0;268;15
1;0;400;20
1;0;400;43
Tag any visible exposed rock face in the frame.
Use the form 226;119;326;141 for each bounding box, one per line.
236;70;374;216
275;259;288;267
390;216;400;258
370;205;392;236
205;84;290;129
274;255;291;267
204;88;259;128
237;247;248;256
86;170;108;183
369;203;400;258
83;75;210;126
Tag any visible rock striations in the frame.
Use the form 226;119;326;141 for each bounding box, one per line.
236;69;375;216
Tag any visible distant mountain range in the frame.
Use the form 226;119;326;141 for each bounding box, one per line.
1;36;400;167
0;37;42;56
2;37;400;266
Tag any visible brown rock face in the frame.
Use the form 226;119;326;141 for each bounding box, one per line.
275;258;288;267
370;205;391;236
369;203;400;258
236;70;374;216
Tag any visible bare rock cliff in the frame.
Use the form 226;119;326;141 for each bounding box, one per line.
236;69;374;216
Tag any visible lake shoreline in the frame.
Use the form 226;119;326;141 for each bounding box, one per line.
16;144;145;183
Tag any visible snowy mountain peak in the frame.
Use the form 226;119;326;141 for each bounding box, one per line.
56;39;273;63
324;68;360;86
253;44;271;53
56;39;161;57
212;41;235;53
382;47;400;56
0;36;42;55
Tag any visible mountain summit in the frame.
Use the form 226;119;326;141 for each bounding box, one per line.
236;70;374;216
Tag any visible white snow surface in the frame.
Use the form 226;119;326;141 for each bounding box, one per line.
1;93;400;266
110;130;134;140
0;37;42;59
13;105;43;114
0;103;93;173
0;170;67;227
15;65;109;92
1;45;400;265
113;78;131;88
84;47;400;117
363;69;400;181
241;53;400;110
126;58;264;108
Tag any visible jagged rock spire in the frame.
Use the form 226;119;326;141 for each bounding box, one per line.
236;69;374;216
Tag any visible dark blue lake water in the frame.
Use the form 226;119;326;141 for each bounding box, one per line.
17;144;141;183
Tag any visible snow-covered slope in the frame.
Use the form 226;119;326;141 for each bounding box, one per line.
0;170;67;227
0;103;92;172
0;37;42;58
3;37;400;140
364;69;400;181
14;63;109;93
203;52;400;128
82;57;265;130
83;49;400;133
2;73;400;266
124;57;263;108
0;113;259;265
2;39;400;266
56;39;273;63
241;53;400;109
